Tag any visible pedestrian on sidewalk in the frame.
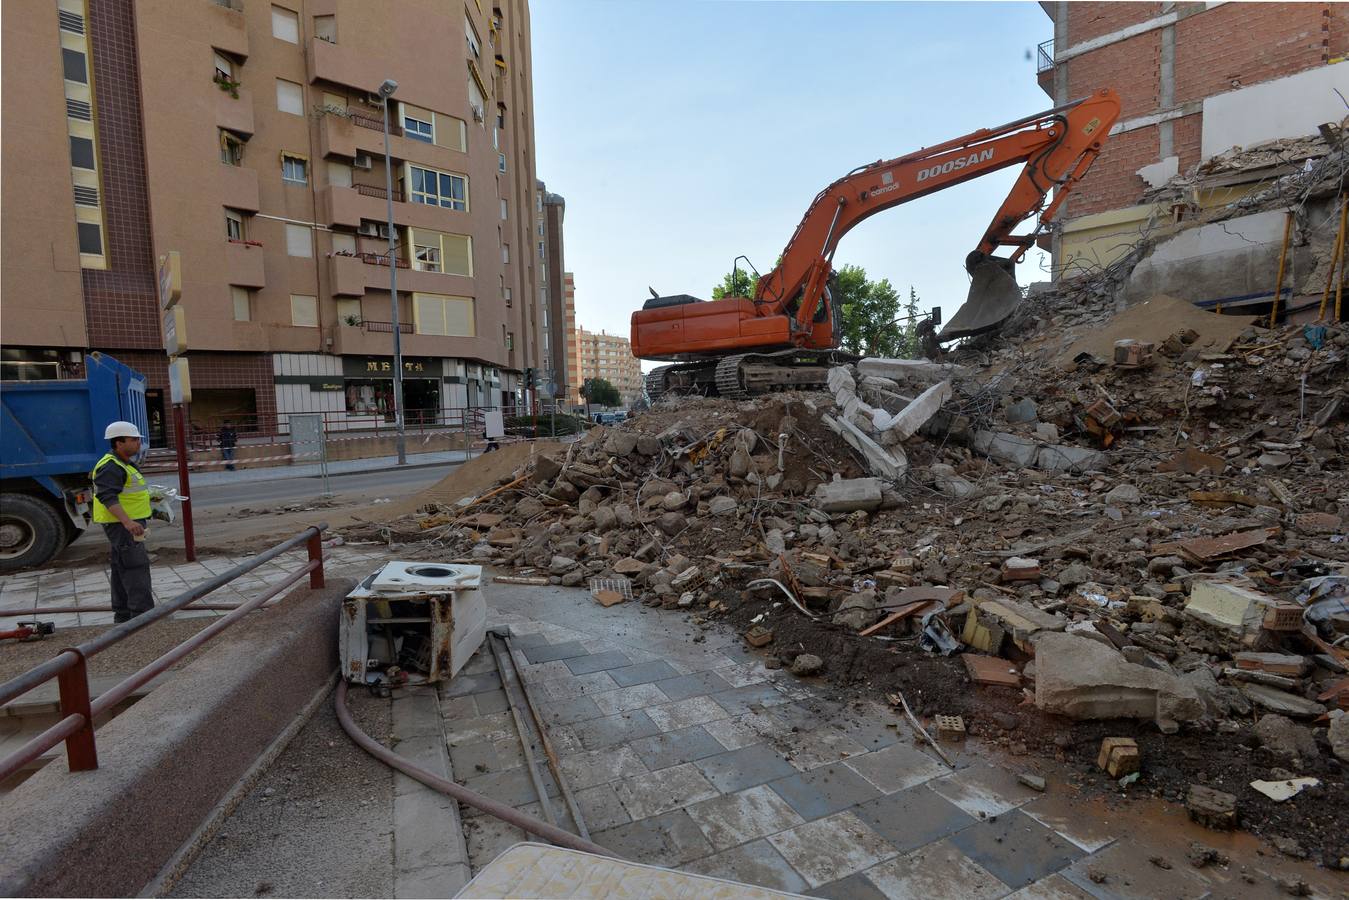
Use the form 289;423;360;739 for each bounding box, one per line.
91;421;154;624
218;420;238;471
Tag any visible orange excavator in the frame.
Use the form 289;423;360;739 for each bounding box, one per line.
633;89;1121;399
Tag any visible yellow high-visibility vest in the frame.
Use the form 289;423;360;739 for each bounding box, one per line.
90;453;151;523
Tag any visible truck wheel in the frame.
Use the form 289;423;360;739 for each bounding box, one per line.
0;494;66;572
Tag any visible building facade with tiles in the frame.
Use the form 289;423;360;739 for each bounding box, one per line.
537;180;570;402
1035;2;1349;277
573;326;643;409
2;0;548;445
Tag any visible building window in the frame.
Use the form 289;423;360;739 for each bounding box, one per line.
407;165;467;211
76;222;102;255
232;286;252;321
285;223;312;257
276;79;304;115
465;15;481;60
336;298;360;322
314;14;336;43
212;50;235;82
501;243;509;264
220;130;245;165
500;198;508;220
414;241;441;273
281;153;308;184
413;293;475;336
498;153;506;173
225;208;246;241
62;48;87;84
290;294;318;327
271;6;300;43
410;229;472;276
69;136;95;170
402;103;434;143
505;331;514;351
538;241;545;260
327;160;353;188
331;232;357;254
504;286;512;306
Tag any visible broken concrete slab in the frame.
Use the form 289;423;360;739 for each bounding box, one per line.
972;430;1039;468
822;413;908;481
1035;444;1106;474
1033;632;1204;731
857;357;971;383
833;590;878;630
872;380;952;440
1239;683;1326;719
1185;580;1281;637
814;478;884;513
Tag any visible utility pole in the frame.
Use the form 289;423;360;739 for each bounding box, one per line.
379;78;407;465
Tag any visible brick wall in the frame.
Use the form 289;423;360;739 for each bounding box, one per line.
100;350;277;424
82;0;160;351
1066;127;1159;216
1173;113;1203;175
1067;2;1161;47
1174;3;1328;105
1067;31;1160;120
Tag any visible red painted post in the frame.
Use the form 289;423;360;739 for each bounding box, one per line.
57;651;98;772
173;403;196;562
307;530;325;589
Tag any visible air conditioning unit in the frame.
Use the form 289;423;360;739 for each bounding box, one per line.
357;222;379;236
375;224;392;239
471;103;485;123
353;152;373;170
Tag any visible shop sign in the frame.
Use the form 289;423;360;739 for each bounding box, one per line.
341;356;441;378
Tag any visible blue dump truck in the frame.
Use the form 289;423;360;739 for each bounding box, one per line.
0;353;150;571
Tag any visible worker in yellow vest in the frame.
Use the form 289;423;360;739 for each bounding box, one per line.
91;421;154;623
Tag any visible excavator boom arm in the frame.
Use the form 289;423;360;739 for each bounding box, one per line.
755;90;1121;332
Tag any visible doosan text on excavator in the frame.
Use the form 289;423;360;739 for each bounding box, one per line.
632;89;1122;399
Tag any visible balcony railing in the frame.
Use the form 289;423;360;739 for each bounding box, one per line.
356;251;409;268
348;110;404;137
361;320;413;333
1036;39;1054;73
354;182;405;202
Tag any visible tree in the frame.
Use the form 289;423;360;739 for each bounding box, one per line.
582;377;621;409
835;265;906;358
710;267;759;300
898;286;922;358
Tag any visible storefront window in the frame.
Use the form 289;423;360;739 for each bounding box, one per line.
345;379;396;422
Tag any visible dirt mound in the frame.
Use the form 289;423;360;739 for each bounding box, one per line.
349;441;565;523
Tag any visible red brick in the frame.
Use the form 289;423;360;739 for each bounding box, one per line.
1067;2;1162;47
1174;3;1327;104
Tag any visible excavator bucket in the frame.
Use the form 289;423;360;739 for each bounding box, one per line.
938;256;1022;342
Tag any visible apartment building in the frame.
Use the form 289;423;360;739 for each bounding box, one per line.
573;326;642;408
563;271;578;403
537;180;570;401
1035;2;1349;279
1;0;542;444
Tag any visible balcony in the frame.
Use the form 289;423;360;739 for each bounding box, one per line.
204;0;249;58
218;162;259;212
317;110;460;169
328;254;366;296
308;36;388;96
215;85;254;137
1036;39;1054;73
322;184;469;232
224;239;265;288
333;322;504;363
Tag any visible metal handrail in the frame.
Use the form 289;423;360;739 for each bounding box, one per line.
354;183;405;202
348;110;404;137
0;525;327;782
1036;38;1054;73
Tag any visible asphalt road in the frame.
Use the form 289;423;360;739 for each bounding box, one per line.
187;463;457;509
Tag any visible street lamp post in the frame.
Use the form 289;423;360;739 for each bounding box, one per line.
379;77;407;466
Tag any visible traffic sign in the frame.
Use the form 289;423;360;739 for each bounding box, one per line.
158;251;181;310
168;357;192;403
163;306;187;356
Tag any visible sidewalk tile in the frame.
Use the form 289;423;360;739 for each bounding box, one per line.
766;811;896;888
1003;873;1096;899
864;839;1009;900
608;659;681;686
571;709;660;750
695;743;797;793
564;649;632;675
949;810;1084;889
591;809;714;868
853;785;976;852
613;762;720;819
843;742;949;794
629;725;725;771
686;784;805;850
780;727;870;770
767;762;882;821
808;872;890;900
652;670;734;701
520;640;589;663
929;761;1042;818
539;695;604;726
559;744;649;791
646;696;732;732
682;838;810;894
590;684;669;716
574;782;632;832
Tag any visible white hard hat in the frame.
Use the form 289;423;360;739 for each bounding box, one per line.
104;421;142;440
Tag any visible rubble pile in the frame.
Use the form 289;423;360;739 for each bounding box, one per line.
348;299;1348;861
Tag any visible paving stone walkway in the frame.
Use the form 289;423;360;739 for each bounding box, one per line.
438;581;1166;899
0;544;390;628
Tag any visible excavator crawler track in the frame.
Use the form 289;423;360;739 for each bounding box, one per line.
650;349;858;401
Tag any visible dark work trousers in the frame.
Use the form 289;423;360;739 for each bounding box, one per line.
104;520;154;623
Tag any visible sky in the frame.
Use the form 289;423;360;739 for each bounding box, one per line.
531;1;1055;367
